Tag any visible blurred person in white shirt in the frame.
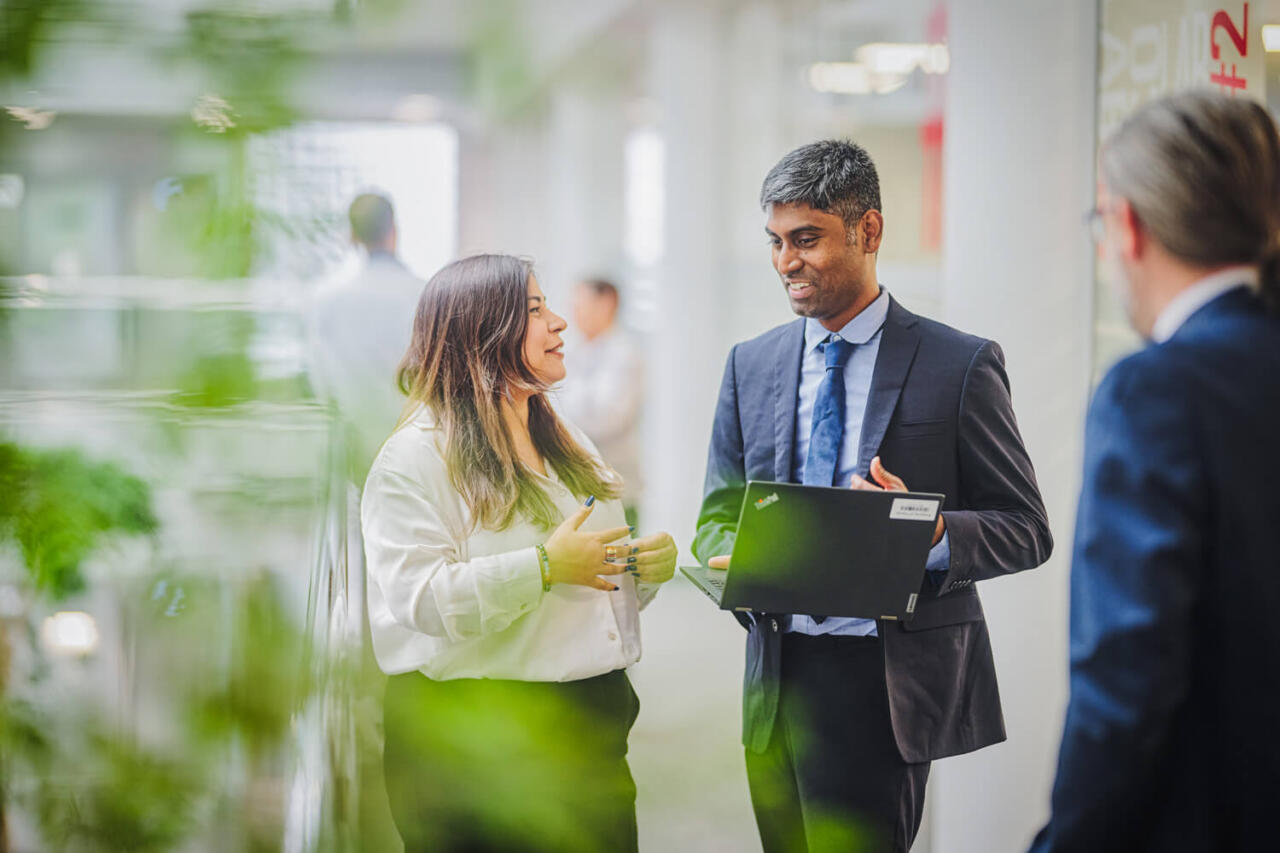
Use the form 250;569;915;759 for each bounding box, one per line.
306;192;425;851
557;278;644;525
308;192;423;482
361;254;677;853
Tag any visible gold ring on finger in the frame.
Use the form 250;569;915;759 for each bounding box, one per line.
605;545;617;561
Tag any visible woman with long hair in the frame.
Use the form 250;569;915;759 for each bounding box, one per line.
361;254;676;853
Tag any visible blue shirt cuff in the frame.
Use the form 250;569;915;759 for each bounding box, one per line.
925;530;951;572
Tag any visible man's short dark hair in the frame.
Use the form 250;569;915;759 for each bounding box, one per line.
349;193;395;249
579;277;619;304
759;140;881;233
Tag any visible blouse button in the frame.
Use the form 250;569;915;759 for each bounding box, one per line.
608;632;618;642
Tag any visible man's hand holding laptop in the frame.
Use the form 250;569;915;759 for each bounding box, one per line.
849;456;946;546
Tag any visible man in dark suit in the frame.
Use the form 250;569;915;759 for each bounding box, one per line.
693;140;1052;852
1031;92;1280;853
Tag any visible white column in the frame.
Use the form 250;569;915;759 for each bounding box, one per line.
628;6;765;850
542;82;628;303
456;117;550;263
930;2;1098;851
642;2;730;544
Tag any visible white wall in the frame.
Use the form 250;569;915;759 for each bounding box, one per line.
930;1;1098;851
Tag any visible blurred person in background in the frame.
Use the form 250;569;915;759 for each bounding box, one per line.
308;192;422;482
1031;92;1280;853
557;278;645;526
307;191;423;850
695;140;1052;852
361;254;677;853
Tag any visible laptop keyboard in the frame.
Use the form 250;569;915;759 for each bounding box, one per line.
704;572;726;592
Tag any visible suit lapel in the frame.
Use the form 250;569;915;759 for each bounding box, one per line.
772;319;806;482
855;297;922;478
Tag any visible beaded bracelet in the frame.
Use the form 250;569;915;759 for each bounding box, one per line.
535;543;552;592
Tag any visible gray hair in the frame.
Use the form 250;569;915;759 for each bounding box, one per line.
759;140;882;233
1101;91;1280;311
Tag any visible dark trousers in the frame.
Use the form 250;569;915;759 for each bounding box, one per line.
745;633;931;853
382;669;640;853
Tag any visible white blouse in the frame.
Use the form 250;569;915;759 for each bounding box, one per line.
361;406;658;681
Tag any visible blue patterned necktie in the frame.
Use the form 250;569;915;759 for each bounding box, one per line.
803;335;855;488
802;335;853;625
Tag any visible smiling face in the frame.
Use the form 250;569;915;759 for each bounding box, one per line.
522;274;568;384
766;201;883;331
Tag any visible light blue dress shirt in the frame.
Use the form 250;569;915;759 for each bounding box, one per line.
788;288;951;637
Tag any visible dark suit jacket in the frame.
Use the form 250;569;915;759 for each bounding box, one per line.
693;296;1052;762
1031;288;1280;852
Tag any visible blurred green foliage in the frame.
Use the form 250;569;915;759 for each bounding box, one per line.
179;573;309;754
29;723;200;852
464;0;540;120
175;351;260;407
1;573;313;852
178;7;318;138
0;441;157;600
0;0;89;81
153;171;260;280
0;1;429;849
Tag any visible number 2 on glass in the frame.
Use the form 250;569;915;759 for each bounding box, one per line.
1212;3;1248;60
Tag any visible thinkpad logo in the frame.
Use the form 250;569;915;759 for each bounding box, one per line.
754;492;780;510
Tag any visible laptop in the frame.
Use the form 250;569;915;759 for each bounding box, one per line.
680;481;945;621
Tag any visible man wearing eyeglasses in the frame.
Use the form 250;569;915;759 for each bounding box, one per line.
1032;92;1280;853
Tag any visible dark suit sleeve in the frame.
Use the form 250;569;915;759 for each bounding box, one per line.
937;340;1053;594
1031;359;1205;853
693;345;746;566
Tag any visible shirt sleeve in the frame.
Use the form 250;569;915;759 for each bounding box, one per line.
925;530;951;572
361;467;545;642
636;581;661;610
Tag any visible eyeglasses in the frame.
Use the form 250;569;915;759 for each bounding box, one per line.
1083;204;1113;243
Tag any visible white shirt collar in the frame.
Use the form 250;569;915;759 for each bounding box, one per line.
1151;266;1257;343
804;287;890;353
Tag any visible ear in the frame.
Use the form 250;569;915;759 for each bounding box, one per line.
1113;198;1145;262
859;210;885;254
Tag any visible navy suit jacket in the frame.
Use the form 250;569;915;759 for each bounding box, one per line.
1032;288;1280;852
693;296;1052;760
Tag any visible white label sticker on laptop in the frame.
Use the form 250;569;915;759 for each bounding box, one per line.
889;498;939;521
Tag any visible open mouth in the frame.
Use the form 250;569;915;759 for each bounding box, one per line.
786;281;816;299
546;344;564;357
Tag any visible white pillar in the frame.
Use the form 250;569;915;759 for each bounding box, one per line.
456;117;550;262
542;82;628;303
642;2;730;545
931;2;1098;851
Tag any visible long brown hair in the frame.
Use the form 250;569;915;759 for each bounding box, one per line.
398;254;620;531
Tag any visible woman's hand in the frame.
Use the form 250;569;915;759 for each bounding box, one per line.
543;499;632;592
614;531;678;585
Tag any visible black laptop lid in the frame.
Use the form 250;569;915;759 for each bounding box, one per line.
722;481;944;619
